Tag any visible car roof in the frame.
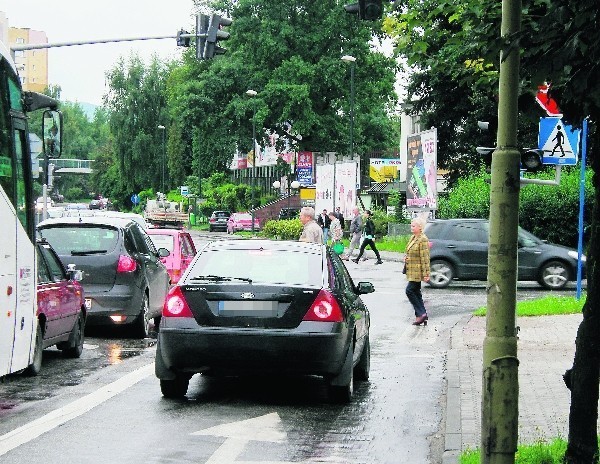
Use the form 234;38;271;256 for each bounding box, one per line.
202;239;323;253
428;218;488;223
37;216;136;229
146;228;184;236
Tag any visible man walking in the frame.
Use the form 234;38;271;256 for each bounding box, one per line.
343;207;363;261
299;206;323;244
317;209;331;244
334;206;345;230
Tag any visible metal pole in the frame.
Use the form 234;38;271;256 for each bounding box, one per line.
350;63;355;163
251;100;256;233
576;119;588;299
480;0;521;462
162;129;166;194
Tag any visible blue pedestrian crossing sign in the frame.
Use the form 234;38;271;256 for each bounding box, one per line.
538;117;581;165
130;193;140;205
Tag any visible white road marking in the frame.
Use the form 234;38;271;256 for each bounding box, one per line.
0;362;154;457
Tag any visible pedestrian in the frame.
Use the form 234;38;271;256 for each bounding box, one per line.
404;217;430;326
352;210;383;265
328;211;343;245
299;206;324;244
334;206;345;230
343;207;363;261
316;209;331;244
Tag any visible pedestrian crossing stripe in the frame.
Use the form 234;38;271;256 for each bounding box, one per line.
538;117;581;166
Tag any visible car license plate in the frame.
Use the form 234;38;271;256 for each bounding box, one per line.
84;298;92;310
218;300;276;316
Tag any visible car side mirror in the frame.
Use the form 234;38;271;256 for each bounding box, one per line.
356;281;375;295
66;264;83;281
157;248;170;257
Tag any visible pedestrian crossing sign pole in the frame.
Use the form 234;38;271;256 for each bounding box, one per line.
538;117;581;165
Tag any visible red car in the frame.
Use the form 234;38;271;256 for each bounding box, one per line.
28;240;86;375
227;212;261;233
146;228;197;284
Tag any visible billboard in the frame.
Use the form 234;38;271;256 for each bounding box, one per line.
369;158;401;182
406;128;437;211
315;161;357;220
296;151;314;186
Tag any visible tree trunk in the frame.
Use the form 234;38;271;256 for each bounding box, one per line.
564;129;600;464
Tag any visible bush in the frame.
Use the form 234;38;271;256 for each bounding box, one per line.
438;167;594;248
64;187;85;201
261;219;303;240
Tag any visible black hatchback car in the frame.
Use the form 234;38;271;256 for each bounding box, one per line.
425;218;586;290
208;211;231;232
37;216;171;337
155;239;374;402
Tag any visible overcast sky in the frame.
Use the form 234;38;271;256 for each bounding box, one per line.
2;0;196;105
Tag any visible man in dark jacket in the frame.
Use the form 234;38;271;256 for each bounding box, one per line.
316;209;331;244
352;210;383;265
334;206;345;230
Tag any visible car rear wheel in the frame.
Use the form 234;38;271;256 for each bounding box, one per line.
62;313;85;358
25;321;44;376
160;375;190;398
354;336;370;381
132;293;151;338
429;259;455;288
538;260;569;289
328;345;354;403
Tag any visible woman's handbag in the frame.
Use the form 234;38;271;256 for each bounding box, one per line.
402;263;407;274
333;242;344;255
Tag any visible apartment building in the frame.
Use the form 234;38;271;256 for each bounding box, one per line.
0;11;49;93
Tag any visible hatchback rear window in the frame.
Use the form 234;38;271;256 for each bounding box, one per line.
187;249;323;286
148;234;175;252
38;226;119;255
213;212;230;218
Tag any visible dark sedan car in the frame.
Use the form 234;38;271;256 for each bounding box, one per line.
155;239;374;402
37;216;171;338
425;218;586;290
208;210;231;232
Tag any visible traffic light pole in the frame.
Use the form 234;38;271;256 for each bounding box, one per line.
480;0;521;463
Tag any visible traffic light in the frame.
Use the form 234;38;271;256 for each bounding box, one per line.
202;14;232;59
196;14;209;60
176;29;191;47
344;0;384;20
520;148;543;171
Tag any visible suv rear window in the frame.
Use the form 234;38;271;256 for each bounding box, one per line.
213;211;231;218
38;226;119;255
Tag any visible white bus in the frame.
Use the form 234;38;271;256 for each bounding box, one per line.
0;42;63;377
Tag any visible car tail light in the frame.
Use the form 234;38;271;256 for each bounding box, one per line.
209;217;216;223
163;286;194;318
117;255;137;273
303;289;343;322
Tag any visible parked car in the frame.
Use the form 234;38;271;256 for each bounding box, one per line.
89;199;102;210
208;210;231;232
37;216;171;338
146;228;197;284
226;212;260;233
35;196;55;212
278;207;300;220
155;239;374;402
425;218;586;290
28;240;86;375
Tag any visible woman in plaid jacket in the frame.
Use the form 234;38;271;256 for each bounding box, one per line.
404;217;430;325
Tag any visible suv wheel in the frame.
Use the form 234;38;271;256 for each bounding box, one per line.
429;259;454;288
538;260;569;289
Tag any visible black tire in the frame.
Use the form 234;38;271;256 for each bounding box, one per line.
160;375;190;398
153;316;162;332
354;336;370;381
132;293;151;338
328;345;354;403
428;259;455;288
62;313;85;358
538;260;570;290
25;321;43;376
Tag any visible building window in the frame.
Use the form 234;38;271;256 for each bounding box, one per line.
31;77;36;83
32;64;36;71
15;50;24;58
16;37;24;44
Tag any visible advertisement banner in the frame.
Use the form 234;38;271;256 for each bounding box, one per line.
406;128;437;211
296;151;314;186
315;164;334;214
334;162;357;221
369;158;401;182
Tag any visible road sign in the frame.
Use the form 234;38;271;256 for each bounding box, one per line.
130;193;140;205
180;185;189;196
535;83;562;116
538;117;581;165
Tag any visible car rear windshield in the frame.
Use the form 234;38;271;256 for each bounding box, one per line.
213;212;230;218
235;214;252;220
38;226;119;255
148;234;175;252
187;248;323;286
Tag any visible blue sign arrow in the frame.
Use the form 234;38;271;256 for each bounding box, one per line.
130;194;140;205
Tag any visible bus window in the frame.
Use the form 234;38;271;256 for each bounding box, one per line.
14;125;32;234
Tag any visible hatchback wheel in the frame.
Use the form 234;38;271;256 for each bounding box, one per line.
132;293;150;338
354;336;370;381
160;375;190;398
328;345;354;403
539;260;569;289
62;313;85;358
429;259;454;288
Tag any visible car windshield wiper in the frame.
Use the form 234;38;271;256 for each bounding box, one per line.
189;275;252;284
71;250;107;256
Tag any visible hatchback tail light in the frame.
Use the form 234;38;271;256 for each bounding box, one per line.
117;255;137;273
303;289;344;322
163;286;194;318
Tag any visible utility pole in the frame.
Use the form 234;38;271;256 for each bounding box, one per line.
480;0;521;462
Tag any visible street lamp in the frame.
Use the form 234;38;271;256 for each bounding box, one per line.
341;55;356;197
273;178;300;211
157;125;166;194
246;89;257;232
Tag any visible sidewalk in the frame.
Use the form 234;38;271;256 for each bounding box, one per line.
442;313;584;463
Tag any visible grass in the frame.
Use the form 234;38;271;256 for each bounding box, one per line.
473;294;586;317
460;437;600;463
